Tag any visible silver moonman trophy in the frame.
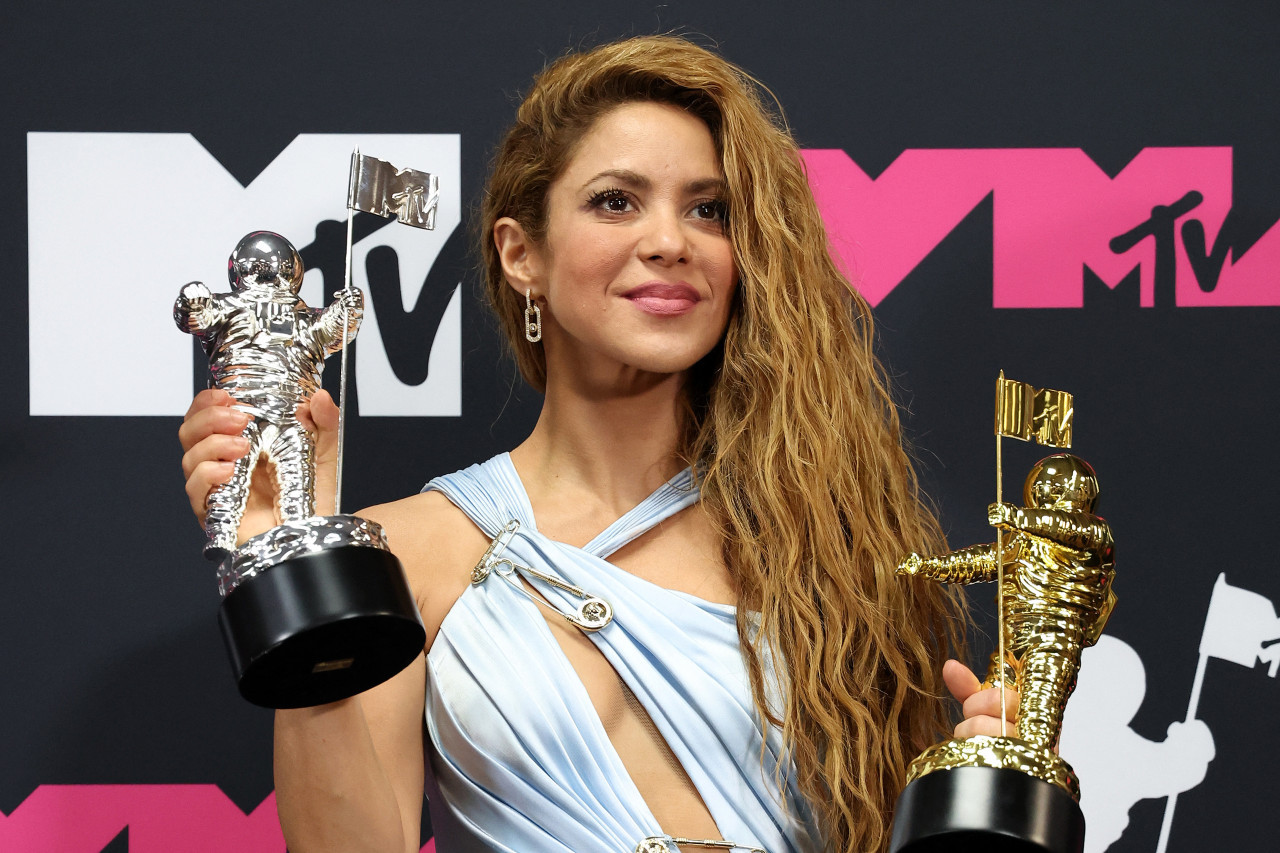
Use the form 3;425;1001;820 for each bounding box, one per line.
175;230;425;708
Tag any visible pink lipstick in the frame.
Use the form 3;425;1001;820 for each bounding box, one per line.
623;282;701;316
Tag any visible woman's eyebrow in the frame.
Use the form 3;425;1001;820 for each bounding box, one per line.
687;177;727;195
581;169;648;191
581;170;728;197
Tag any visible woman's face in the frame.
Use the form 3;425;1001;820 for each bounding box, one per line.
512;100;737;389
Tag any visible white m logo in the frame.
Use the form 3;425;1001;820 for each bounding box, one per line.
28;132;462;417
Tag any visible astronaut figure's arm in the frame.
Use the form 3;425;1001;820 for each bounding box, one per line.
313;288;364;354
990;503;1111;553
174;282;228;338
898;542;1002;585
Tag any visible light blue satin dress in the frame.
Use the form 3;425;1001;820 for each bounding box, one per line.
422;454;820;853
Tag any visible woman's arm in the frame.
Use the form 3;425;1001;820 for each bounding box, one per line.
270;492;482;852
273;655;427;852
178;390;473;852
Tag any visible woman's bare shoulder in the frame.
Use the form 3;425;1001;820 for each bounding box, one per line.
357;490;490;646
359;490;482;552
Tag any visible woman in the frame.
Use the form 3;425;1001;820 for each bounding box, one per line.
180;35;1011;853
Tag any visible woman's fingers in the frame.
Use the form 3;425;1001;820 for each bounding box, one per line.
183;387;228;420
953;713;1013;740
179;390;251;454
297;389;339;441
181;388;337;528
179;388;252;521
957;685;1019;736
181;431;251;479
181;387;235;424
942;659;982;704
945;658;1019;739
962;684;1019;723
184;458;235;520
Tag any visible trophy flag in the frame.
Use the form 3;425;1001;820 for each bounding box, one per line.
992;371;1076;734
995;372;1074;448
335;150;440;514
347;151;440;229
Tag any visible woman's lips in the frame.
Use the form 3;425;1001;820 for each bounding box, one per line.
624;283;701;315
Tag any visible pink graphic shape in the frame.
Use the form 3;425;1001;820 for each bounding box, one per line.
0;785;285;853
1184;188;1280;307
802;149;994;306
803;146;1280;307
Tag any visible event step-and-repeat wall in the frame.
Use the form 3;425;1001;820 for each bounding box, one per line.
5;2;1277;851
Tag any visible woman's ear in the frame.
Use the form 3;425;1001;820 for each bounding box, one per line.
494;217;542;293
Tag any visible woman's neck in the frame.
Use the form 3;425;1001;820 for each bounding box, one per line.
511;367;689;536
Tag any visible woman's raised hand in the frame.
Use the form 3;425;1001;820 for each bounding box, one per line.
177;388;340;545
944;659;1019;739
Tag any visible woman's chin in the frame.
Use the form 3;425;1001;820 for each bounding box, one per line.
546;336;721;383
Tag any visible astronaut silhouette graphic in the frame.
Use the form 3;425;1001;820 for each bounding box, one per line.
1060;635;1215;853
899;453;1116;752
174;231;362;561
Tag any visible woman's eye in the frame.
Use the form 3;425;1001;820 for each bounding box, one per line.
588;189;633;213
692;200;728;223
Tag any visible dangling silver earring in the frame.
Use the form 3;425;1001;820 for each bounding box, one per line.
524;289;542;343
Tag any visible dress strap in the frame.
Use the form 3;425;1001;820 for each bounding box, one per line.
583;466;700;558
427;455;699;559
421;453;538;539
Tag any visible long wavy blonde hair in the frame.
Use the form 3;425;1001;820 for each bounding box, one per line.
480;35;967;853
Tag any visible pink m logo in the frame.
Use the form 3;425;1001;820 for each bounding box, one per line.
0;786;284;852
0;786;440;852
802;147;1280;308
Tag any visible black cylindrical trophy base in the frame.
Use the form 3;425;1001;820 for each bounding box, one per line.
218;545;425;708
889;767;1085;853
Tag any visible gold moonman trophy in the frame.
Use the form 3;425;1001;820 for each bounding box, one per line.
889;373;1116;853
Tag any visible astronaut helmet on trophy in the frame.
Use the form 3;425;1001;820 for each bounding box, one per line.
1025;453;1099;512
227;231;305;293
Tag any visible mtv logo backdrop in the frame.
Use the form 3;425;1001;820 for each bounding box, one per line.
28;133;462;417
4;2;1280;852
